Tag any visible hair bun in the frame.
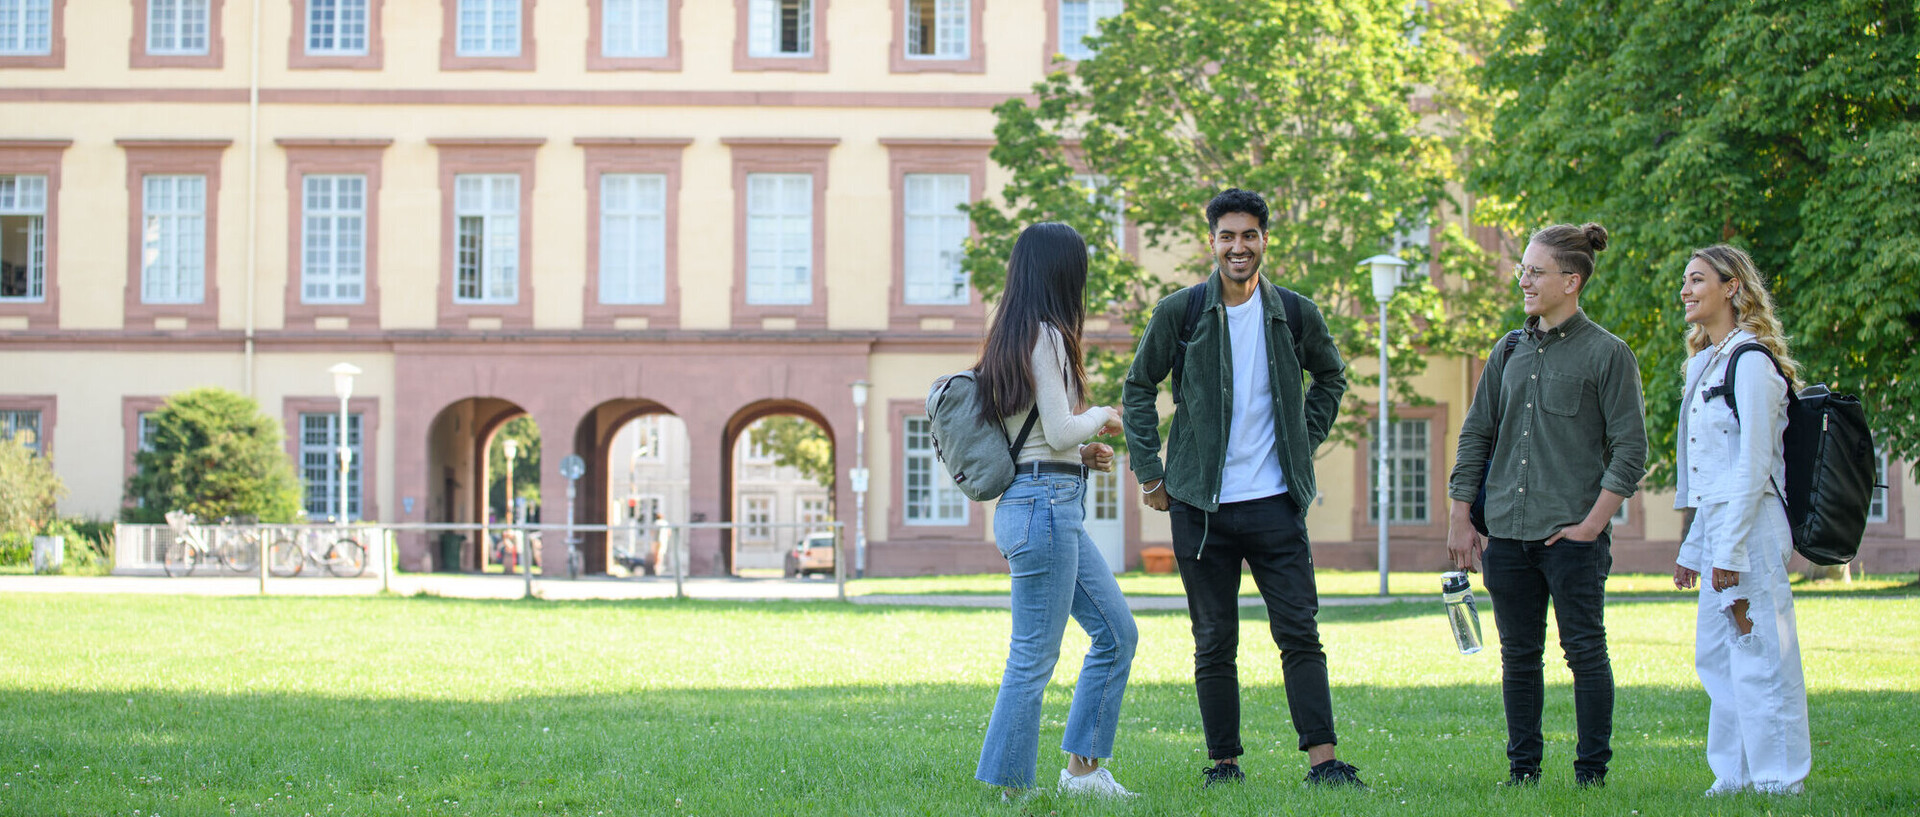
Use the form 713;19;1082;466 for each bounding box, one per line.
1581;223;1610;253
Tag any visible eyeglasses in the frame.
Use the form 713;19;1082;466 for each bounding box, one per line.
1513;264;1573;286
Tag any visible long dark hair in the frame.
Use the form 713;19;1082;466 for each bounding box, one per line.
974;222;1089;422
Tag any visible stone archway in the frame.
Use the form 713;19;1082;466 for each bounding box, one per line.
720;400;837;576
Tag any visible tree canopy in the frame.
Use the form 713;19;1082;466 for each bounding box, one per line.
488;415;542;522
747;416;834;488
124;388;303;523
1475;0;1920;486
965;0;1513;446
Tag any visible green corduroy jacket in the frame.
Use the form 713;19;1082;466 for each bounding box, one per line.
1122;271;1348;514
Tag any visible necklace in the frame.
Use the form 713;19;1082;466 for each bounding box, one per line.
1708;328;1737;360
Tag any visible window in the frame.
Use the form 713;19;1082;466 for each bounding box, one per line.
1869;446;1890;524
1074;173;1125;253
602;0;666;57
1059;0;1120;61
1091;466;1120;522
630;414;664;461
306;0;368;54
905;0;966;58
300;412;362;521
0;409;40;454
1366;419;1430;526
798;496;829;530
0;175;46;302
301;174;366;304
454;174;518;304
902;173;969;305
456;0;518;56
748;0;811;57
745;173;812;305
0;0;51;54
742;494;773;541
148;0;210;55
137;412;159;452
599;173;666;305
904;416;967;524
742;424;774;463
141;175;207;304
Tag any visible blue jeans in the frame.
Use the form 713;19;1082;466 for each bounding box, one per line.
976;472;1138;788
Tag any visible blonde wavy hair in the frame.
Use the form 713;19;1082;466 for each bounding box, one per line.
1683;244;1800;386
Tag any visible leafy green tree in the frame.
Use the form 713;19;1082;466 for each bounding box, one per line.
965;0;1514;447
0;434;66;539
747;416;834;487
487;415;542;522
1474;0;1920;486
124;388;303;523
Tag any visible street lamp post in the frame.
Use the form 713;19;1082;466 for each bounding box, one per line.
1360;254;1408;597
850;380;870;581
329;363;361;527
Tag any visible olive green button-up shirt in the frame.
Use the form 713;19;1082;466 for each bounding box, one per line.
1447;309;1648;541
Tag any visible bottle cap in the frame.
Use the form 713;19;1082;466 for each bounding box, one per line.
1441;571;1470;594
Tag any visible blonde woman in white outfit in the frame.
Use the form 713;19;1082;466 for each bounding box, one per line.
1672;244;1811;796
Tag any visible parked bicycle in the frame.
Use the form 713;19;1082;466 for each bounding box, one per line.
267;528;368;578
161;511;261;577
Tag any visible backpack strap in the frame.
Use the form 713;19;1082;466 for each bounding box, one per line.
1703;341;1799;420
1278;286;1305;350
1170;281;1208;405
1006;408;1040;461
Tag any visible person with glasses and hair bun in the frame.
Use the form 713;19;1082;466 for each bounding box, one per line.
1672;244;1811;796
1446;223;1648;789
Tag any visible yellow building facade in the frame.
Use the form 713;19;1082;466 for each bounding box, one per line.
4;1;1914;575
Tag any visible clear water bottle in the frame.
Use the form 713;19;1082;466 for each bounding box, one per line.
1442;571;1484;655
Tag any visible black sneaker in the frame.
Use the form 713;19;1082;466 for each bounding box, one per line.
1305;759;1367;788
1575;771;1607;789
1201;761;1244;788
1500;771;1541;788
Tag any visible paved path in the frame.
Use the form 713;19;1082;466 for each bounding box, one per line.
0;572;1428;610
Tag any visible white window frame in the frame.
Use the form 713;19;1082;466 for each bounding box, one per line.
602;0;667;58
741;494;774;542
453;173;519;305
902;173;969;305
1367;418;1430;526
629;414;665;462
798;496;829;530
456;0;520;57
0;0;52;54
147;0;211;55
599;173;667;305
748;0;812;57
744;173;813;305
1869;446;1890;524
904;415;968;525
300;412;362;521
306;0;370;56
0;174;47;302
141;174;207;305
301;174;367;304
0;409;40;455
1091;466;1120;522
905;0;967;59
1059;0;1120;61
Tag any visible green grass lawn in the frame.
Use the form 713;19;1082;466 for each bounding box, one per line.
3;590;1917;816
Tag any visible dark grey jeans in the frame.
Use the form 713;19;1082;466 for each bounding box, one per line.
1170;494;1337;759
1483;532;1615;779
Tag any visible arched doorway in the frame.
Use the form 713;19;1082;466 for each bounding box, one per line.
721;401;836;577
424;397;539;572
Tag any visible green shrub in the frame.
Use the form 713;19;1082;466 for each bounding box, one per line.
124;388;303;524
0;531;28;565
0;435;66;539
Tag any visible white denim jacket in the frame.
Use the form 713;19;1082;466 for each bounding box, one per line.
1673;329;1789;572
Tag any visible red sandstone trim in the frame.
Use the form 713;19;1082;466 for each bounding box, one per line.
129;0;225;69
120;395;166;504
429;138;544;331
880;139;990;333
0;0;64;68
0;87;1028;108
283;395;382;521
888;0;984;74
440;0;536;71
0;140;70;328
1350;403;1450;542
724;138;838;330
277;139;392;329
288;0;386;70
884;398;985;543
576;137;692;330
118;139;231;332
0;394;56;461
732;0;830;73
587;0;683;71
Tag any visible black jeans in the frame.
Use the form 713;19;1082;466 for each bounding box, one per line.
1482;533;1614;779
1170;494;1337;759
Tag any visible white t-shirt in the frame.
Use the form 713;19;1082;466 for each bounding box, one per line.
1219;289;1288;502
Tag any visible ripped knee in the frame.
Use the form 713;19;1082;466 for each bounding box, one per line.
1726;598;1753;636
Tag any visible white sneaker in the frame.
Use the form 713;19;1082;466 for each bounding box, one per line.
1059;766;1138;798
1753;780;1805;796
1705;779;1747;797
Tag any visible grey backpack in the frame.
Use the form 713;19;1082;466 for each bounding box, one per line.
925;370;1040;502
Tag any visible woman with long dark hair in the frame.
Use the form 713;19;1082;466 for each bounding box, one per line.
974;222;1138;798
1672;244;1811;795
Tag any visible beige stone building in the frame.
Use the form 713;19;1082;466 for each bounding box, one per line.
3;1;1913;576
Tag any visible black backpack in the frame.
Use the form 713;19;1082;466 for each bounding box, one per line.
1169;281;1303;405
1469;330;1524;536
1706;342;1882;566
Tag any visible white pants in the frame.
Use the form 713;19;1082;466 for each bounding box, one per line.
1689;500;1812;793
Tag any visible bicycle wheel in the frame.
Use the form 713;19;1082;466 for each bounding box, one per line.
268;538;305;577
324;539;367;577
221;532;260;574
162;539;198;577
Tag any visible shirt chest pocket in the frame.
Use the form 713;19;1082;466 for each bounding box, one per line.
1540;370;1587;417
